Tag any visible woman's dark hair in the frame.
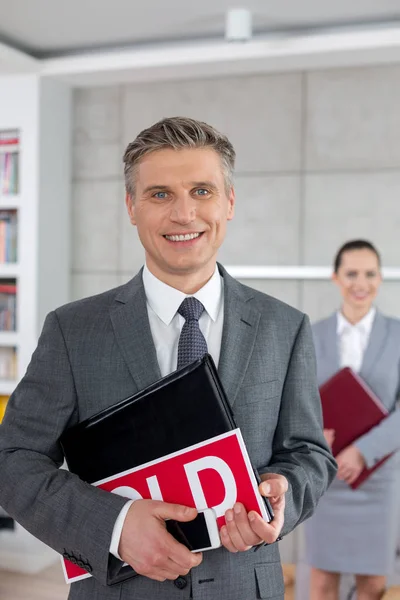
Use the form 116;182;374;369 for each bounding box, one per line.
334;240;381;273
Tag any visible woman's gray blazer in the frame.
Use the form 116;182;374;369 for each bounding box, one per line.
304;311;400;575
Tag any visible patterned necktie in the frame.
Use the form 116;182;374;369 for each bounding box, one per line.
177;297;208;369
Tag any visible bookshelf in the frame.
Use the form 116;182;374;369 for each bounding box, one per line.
0;132;19;397
0;74;72;572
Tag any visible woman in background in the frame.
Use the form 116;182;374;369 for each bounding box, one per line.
305;239;400;600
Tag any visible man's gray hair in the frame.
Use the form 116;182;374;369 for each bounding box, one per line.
123;116;236;198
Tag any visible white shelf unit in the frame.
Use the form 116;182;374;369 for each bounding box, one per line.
0;331;18;346
0;75;71;393
0;379;20;395
0;196;21;211
0;264;19;278
0;74;72;572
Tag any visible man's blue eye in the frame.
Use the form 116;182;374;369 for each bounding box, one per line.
154;192;168;199
195;189;209;196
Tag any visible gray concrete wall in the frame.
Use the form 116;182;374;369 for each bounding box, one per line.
71;65;400;321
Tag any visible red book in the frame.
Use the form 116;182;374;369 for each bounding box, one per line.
0;285;16;294
0;138;19;146
320;367;392;490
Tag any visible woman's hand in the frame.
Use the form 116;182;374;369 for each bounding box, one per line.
336;445;366;485
323;428;335;448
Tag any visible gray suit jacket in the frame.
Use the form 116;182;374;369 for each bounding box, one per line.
0;266;336;600
313;311;400;470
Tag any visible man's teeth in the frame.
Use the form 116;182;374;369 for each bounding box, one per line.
165;233;201;242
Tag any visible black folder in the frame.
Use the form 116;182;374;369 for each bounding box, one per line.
60;354;273;582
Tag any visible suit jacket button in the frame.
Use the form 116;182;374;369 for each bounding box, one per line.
174;576;187;589
83;562;93;573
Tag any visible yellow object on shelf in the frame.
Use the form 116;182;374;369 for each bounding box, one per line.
0;394;9;422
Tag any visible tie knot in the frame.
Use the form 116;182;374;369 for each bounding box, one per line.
178;297;205;322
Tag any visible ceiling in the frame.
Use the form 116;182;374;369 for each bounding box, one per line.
1;0;400;58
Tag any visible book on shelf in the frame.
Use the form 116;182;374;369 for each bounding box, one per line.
0;130;19;146
0;153;18;195
0;348;17;380
0;280;16;331
0;394;10;422
0;283;16;293
0;210;17;263
0;129;19;195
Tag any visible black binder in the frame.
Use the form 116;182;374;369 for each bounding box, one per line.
60;354;273;582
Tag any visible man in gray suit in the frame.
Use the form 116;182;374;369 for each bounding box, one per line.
0;117;336;600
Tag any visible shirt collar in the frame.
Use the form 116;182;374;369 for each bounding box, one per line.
142;264;223;326
337;307;376;336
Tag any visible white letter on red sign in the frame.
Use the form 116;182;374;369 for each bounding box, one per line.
111;486;143;500
184;456;237;518
146;475;164;501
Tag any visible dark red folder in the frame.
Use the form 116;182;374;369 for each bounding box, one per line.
319;367;392;489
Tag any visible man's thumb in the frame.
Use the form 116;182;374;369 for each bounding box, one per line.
155;502;198;522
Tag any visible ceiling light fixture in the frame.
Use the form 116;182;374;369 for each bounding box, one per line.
225;8;252;42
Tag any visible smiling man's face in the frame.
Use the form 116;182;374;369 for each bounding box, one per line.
126;147;235;286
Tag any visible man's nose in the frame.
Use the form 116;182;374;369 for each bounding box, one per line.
171;194;196;223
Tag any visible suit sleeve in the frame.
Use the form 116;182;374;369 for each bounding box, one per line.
0;311;128;585
353;365;400;467
258;314;337;536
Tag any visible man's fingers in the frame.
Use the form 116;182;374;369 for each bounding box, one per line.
248;511;282;544
166;556;194;577
269;494;285;512
220;525;239;553
148;563;185;581
155;501;198;523
259;476;288;497
232;503;263;547
224;509;253;551
249;492;285;543
167;533;203;570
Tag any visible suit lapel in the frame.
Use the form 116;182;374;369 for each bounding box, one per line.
218;265;261;407
110;270;161;391
360;311;388;380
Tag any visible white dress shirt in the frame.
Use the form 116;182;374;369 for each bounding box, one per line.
110;264;224;559
337;307;376;373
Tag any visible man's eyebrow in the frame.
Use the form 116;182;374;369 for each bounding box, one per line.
190;181;217;188
142;185;172;194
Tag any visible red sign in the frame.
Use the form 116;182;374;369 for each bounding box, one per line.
62;429;268;583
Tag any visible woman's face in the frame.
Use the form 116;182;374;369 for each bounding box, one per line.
332;248;382;312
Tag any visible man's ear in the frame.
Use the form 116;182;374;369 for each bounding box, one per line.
125;193;136;225
227;187;235;221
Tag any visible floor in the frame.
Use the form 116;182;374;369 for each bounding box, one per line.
0;562;69;600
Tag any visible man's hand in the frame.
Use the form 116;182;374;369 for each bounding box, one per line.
323;428;335;448
118;499;203;581
220;473;288;553
336;445;366;485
